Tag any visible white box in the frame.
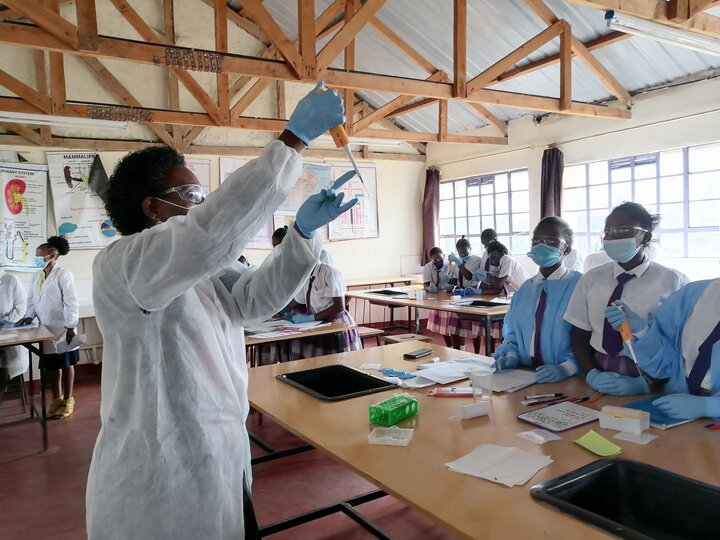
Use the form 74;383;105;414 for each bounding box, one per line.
599;406;650;435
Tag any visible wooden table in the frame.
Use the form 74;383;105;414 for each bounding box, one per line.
249;341;720;540
0;326;54;450
345;275;422;288
346;289;510;354
244;321;357;366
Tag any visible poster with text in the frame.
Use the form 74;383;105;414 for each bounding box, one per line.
328;164;379;241
0;162;48;271
185;158;211;193
46;152;118;249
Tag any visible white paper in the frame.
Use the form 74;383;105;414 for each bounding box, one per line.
359;363;381;370
492;369;537;393
517;429;563;445
613;431;657;445
518;402;600;432
446;444;553;487
56;333;87;353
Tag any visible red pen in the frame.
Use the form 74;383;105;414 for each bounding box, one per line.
705;423;720;431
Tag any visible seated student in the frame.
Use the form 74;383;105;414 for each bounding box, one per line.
494;217;582;383
478;228;497;272
423;247;454;348
271;225;289;247
288;251;361;360
471;240;530;296
564;202;688;395
446;236;484;352
605;279;720;420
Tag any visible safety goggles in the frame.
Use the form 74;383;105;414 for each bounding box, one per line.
530;236;566;249
602;225;647;240
157;184;206;205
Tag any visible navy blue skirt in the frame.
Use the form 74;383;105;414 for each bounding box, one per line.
40;349;80;370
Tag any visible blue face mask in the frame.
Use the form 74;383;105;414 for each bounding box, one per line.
527;244;563;268
34;256;48;268
433;259;444;270
603;238;641;263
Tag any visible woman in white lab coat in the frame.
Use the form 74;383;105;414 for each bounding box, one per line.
16;236;79;419
85;84;356;540
0;268;27;400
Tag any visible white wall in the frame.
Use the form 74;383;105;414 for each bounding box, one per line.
427;77;720;282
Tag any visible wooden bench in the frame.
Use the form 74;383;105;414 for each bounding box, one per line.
357;326;385;347
382;333;433;345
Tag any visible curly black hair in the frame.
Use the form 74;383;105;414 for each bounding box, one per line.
485;240;509;256
535;216;574;247
106;146;185;236
43;235;70;256
610;201;660;233
272;225;289;246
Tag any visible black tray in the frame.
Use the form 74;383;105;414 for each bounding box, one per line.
531;459;720;540
467;300;507;307
277;364;397;401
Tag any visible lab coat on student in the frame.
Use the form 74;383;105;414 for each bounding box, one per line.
25;265;79;354
495;265;581;374
0;270;27;378
632;279;720;396
86;141;321;540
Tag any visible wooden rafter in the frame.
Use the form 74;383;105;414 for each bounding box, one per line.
0;68;52;113
354;127;506;145
33;50;51;142
48;52;65;115
298;0;317;80
197;0;268;45
344;0;357;133
75;0;98;51
164;0;182;148
215;0;230;126
559;21;572;111
453;0;467;98
386;98;438;118
438;99;448;142
2;0;78;48
1;122;44;145
230;78;272;124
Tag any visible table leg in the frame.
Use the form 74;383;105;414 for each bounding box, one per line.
414;307;420;334
28;348;34;419
39;359;48;450
484;316;492;356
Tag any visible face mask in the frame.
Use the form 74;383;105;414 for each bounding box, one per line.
433;259;444;270
527;244;563;268
603;238;641;263
35;256;48;268
489;256;500;266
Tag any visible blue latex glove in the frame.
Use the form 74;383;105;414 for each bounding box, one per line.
440;274;450;284
291;313;316;324
652;394;710;420
447;253;462;265
285;81;345;145
427;284;438;293
295;171;359;237
494;354;519;371
585;369;650;396
604;300;647;334
535;364;571;384
441;283;454;291
473;270;487;282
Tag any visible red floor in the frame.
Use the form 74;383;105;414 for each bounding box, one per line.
0;328;465;540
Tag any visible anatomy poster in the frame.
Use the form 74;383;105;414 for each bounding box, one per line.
47;152;118;248
185;158;211;193
219;157;271;248
328;163;379;241
278;163;333;214
0;162;48;271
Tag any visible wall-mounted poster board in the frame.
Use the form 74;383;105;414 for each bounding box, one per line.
185;158;211;193
328;163;379;241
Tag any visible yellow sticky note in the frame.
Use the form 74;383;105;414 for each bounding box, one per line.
574;429;622;457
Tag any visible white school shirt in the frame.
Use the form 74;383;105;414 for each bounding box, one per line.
564;258;688;354
422;260;452;286
564;248;584;273
491;254;532;294
294;262;346;314
455;254;483;287
681;279;720;391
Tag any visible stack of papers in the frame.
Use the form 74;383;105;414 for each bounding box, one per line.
245;319;328;338
393;357;493;388
492;369;536;393
446;444;553;487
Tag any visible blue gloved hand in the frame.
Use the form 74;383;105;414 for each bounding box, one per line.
535;364;571;384
440;274;450;284
295;171;359;237
604;300;647;334
473;270;487;282
427;284;438;293
291;313;316;324
494;354;519;371
652;394;709;420
586;369;649;396
447;253;462;265
285;81;345;145
441;283;454;291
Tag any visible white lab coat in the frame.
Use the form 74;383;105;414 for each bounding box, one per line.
0;269;27;378
25;265;79;354
85;141;321;540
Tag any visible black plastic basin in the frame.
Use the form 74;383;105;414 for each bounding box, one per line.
277;364;396;401
531;459;720;539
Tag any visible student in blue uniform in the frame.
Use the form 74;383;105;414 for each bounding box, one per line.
564;202;688;395
423;247;454;347
606;279;720;420
494;217;581;383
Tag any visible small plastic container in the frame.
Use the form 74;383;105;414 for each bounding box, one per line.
599;405;650;435
368;393;418;426
368;426;414;446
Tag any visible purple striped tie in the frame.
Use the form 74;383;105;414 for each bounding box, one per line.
601;273;635;356
305;275;316;312
687;320;720;395
532;287;547;367
484;257;490;272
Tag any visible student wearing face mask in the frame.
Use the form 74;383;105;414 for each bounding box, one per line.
447;236;482;290
471;240;530;296
478;228;497;272
423;247;454;347
15;236;79;418
0;267;26;400
446;236;487;352
493;218;581;383
605;278;720;421
564;202;688;396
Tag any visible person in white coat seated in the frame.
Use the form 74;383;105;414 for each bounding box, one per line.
0;268;27;400
85;82;357;540
16;236;79;419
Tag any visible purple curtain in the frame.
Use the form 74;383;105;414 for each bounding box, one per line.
540;147;564;218
421;168;440;265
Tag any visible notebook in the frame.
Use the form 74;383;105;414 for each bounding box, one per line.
623;396;694;430
517;402;600;432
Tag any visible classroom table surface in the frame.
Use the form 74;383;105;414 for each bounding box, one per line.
248;341;720;540
0;325;55;346
345;275;423;288
244;321;357;346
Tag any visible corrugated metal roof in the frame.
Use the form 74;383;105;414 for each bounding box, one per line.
263;0;720;134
